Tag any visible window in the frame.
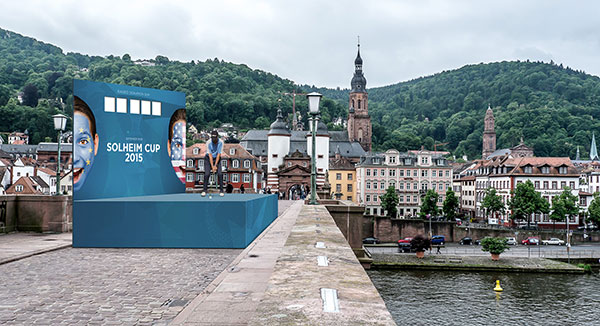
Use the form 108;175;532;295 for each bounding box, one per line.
318;154;324;159
198;173;203;181
421;157;428;164
243;174;251;183
413;170;418;177
243;160;251;168
336;173;342;180
422;170;428;177
272;154;278;158
347;184;353;192
193;148;199;155
366;194;371;202
524;166;533;173
366;182;371;190
439;184;443;190
347;196;352;201
422;183;428;190
399;195;404;203
303;162;307;167
543;181;549;189
233;160;239;168
15;184;23;192
366;169;371;176
230;148;236;155
223;174;228;182
221;160;227;169
198;160;204;169
390;156;396;163
541;166;550;174
347;173;353;180
390;169;396;177
336;184;342;192
373;169;378;177
186;173;194;182
535;181;540;189
445;171;450;177
187;159;194;168
405;183;409;190
380;182;385;189
552;181;557;189
399;170;404;177
287;162;292;167
432;170;437;177
559;166;568;174
373;182;377;190
413;195;418;203
570;181;575;189
232;173;240;183
581;197;587;206
381;169;385;176
561;181;566;189
399;182;404;190
414;182;418;190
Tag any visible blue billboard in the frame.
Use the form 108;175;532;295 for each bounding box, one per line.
73;80;186;200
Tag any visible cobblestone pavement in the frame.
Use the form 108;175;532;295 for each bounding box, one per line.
0;200;292;326
0;248;241;325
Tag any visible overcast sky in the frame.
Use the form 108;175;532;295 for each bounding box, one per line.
1;1;599;88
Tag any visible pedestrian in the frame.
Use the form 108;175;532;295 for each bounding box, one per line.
240;184;245;194
226;183;233;193
202;130;224;197
436;245;441;254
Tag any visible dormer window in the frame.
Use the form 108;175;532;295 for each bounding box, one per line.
559;166;567;174
230;148;236;155
193;148;199;155
541;166;550;174
524;166;533;173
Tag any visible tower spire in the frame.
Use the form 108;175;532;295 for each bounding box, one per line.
591;133;599;161
576;146;581;161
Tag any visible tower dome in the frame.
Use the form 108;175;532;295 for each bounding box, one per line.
268;109;290;135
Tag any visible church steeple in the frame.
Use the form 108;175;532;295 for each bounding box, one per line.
347;39;371;152
591;133;598;161
482;104;496;159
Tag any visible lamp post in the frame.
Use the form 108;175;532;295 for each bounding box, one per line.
307;92;322;205
52;113;68;196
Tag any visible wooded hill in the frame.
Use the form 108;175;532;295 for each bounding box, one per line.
2;28;600;160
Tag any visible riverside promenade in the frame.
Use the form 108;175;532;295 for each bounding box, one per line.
0;201;395;326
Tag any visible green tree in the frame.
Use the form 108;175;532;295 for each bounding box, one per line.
380;186;399;218
587;193;600;226
442;188;459;220
550;187;579;230
509;180;549;227
420;189;439;219
481;187;505;221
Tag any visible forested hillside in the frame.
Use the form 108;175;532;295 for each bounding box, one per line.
2;28;600;160
307;61;600;159
0;28;345;144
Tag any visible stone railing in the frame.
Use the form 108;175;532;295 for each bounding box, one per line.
0;195;72;233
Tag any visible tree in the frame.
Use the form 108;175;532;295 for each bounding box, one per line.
22;84;40;107
588;193;600;226
420;189;439;219
481;187;505;221
550;187;579;230
381;186;399;218
509;180;549;227
442;188;459;220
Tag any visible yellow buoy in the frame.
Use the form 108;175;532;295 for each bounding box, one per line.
494;280;503;292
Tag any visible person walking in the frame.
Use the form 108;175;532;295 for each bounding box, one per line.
240;184;245;194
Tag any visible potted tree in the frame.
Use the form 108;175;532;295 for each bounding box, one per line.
410;234;431;259
481;237;510;261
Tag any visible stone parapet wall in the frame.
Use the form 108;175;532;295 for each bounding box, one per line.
0;195;72;233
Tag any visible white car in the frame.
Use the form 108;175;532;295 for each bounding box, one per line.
542;238;565;245
505;237;517;246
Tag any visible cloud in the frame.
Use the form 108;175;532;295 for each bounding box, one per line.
1;0;600;88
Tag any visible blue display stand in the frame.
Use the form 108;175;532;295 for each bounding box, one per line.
73;194;278;248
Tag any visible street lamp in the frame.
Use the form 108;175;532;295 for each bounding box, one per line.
307;92;322;205
53;113;68;196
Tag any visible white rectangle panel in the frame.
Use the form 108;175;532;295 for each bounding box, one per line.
315;242;326;249
317;256;329;267
130;99;140;114
152;101;161;116
116;98;127;113
141;100;151;115
320;288;339;313
104;97;115;112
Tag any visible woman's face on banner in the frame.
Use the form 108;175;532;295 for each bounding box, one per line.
73;112;96;191
170;121;185;161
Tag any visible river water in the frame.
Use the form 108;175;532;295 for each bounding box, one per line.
367;270;600;325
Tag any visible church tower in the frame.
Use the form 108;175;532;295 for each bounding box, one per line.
482;105;496;159
347;42;372;152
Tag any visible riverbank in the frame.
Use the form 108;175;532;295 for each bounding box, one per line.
371;253;584;273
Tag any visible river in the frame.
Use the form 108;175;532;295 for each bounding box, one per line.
367;270;600;325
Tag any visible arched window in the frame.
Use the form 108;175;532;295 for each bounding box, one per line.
358;129;363;142
358;100;361;109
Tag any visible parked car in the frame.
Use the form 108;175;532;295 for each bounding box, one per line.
542;238;565;245
505;237;517;246
455;218;463;226
362;237;380;244
397;242;412;253
397;237;413;244
431;235;445;245
459;237;473;245
521;237;540;245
